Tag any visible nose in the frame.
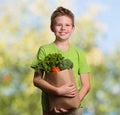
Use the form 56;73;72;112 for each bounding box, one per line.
61;25;65;30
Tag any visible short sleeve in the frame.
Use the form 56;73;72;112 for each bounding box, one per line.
31;47;46;69
78;50;90;74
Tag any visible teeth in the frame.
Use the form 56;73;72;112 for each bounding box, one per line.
60;32;66;35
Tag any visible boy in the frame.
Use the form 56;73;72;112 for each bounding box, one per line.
31;6;90;115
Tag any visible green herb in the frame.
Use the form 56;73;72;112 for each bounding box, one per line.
34;53;73;73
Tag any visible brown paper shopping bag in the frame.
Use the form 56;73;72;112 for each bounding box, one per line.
45;69;80;110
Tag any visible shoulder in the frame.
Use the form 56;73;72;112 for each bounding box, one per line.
38;43;54;52
70;44;84;54
40;43;53;49
37;42;55;56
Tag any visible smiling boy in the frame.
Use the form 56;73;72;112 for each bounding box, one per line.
31;6;90;115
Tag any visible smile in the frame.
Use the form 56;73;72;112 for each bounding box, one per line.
59;32;67;35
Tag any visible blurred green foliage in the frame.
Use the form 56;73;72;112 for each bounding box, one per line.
0;1;120;115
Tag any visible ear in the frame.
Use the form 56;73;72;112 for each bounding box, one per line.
50;25;54;32
72;26;75;32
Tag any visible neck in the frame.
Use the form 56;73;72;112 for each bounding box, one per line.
54;40;70;51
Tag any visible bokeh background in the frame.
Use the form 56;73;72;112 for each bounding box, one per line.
0;0;120;115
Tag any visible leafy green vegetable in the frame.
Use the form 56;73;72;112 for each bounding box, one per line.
59;59;73;70
34;53;73;73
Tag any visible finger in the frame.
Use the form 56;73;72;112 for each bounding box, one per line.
67;83;74;87
65;93;75;97
69;84;76;90
70;93;76;97
67;90;76;97
72;88;77;93
69;87;76;93
54;107;60;113
60;108;68;112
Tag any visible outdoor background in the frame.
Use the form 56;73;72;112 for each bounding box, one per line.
0;0;120;115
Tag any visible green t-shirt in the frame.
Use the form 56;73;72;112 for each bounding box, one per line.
31;42;90;111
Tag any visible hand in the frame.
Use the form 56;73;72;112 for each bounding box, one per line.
53;107;69;113
57;83;77;97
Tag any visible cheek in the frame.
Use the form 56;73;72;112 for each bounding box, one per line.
70;27;74;32
67;28;73;32
54;27;60;32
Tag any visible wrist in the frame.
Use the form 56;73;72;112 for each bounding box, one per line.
55;87;61;96
50;87;59;95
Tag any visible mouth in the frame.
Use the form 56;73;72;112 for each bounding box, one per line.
59;32;67;36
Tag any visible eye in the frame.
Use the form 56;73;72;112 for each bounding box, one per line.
66;24;70;26
55;24;62;26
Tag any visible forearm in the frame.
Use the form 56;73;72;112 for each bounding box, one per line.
33;75;58;95
33;73;77;97
79;84;90;101
79;73;90;101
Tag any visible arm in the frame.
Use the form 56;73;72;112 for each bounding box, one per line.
33;72;58;95
79;73;90;101
33;72;76;97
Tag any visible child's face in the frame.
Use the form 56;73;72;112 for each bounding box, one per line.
53;15;74;41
